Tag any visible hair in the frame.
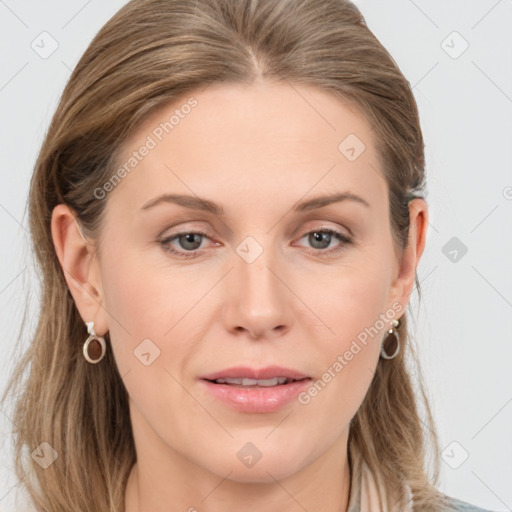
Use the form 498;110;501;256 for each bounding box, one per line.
1;0;456;510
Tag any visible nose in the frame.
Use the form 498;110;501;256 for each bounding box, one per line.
222;248;292;340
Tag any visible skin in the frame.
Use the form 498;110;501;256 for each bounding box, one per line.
51;79;428;512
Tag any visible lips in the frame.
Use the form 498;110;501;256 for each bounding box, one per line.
213;376;293;387
200;366;312;413
200;365;310;382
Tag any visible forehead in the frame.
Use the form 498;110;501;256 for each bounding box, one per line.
108;81;387;217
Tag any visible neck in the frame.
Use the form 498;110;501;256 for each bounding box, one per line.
124;426;352;512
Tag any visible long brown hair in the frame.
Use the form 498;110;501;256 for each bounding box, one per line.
2;0;454;510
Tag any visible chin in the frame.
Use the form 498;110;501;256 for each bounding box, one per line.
222;458;308;484
198;441;312;484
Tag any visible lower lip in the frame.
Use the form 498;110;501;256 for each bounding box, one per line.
201;378;312;413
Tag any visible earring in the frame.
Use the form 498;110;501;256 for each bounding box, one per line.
83;321;106;364
380;318;400;359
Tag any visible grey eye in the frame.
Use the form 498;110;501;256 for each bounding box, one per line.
308;231;334;250
175;233;204;251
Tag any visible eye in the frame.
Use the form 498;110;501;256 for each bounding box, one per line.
158;226;352;259
159;230;213;259
295;227;352;256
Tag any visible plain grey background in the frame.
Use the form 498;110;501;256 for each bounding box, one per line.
1;1;511;511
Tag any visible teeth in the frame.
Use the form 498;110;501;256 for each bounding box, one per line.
214;377;290;386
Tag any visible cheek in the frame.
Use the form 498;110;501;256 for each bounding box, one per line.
99;253;197;425
102;230;199;326
99;250;182;372
309;258;392;346
101;261;161;333
301;257;391;409
100;247;213;388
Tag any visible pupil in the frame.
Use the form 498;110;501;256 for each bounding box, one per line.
311;231;330;248
181;233;201;249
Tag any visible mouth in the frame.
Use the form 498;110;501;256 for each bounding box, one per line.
204;376;310;388
199;367;312;413
200;365;310;382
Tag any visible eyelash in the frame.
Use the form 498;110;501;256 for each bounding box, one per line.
158;226;352;260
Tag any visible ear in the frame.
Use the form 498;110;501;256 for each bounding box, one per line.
50;204;109;336
387;198;429;315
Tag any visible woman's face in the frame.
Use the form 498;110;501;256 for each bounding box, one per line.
75;81;424;483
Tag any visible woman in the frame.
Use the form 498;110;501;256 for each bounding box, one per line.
1;0;498;511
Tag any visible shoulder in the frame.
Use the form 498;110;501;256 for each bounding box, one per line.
444;494;499;512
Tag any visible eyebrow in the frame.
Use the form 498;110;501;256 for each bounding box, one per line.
140;191;370;215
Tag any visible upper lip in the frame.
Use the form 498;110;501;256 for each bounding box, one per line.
201;366;310;381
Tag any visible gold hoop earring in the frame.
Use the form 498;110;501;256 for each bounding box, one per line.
83;321;106;364
380;318;400;360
